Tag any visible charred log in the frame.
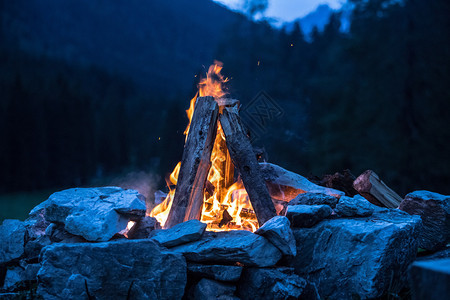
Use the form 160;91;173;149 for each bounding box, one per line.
165;96;219;228
219;106;277;226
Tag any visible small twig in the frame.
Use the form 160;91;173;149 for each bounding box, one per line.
126;280;135;300
85;279;94;300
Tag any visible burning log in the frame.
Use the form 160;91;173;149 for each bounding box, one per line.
353;170;402;208
219;106;277;226
165;96;219;228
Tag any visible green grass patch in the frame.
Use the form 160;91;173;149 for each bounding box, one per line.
0;189;57;222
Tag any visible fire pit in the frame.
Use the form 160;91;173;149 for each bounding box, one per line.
1;63;449;300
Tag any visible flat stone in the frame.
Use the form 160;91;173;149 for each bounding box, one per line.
37;239;186;300
399;190;450;251
171;230;282;267
29;187;146;242
0;220;26;264
255;216;296;257
290;209;422;299
286;205;332;228
237;267;314;300
288;192;339;208
409;258;450;300
193;278;238;300
334;195;376;217
150;220;206;248
260;162;345;202
187;263;243;282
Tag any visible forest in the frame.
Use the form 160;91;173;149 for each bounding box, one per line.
1;0;449;207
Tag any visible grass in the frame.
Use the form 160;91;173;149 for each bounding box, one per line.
0;189;58;222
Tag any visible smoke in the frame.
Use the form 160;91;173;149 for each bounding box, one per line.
109;171;161;215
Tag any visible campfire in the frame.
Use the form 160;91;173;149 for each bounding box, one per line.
150;62;276;231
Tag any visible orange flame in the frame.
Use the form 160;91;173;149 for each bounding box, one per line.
150;62;258;231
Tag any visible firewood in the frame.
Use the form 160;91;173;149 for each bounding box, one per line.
353;170;402;208
219;106;277;226
165;96;219;228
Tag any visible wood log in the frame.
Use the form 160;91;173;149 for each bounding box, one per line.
353;170;402;208
219;106;276;226
164;96;219;228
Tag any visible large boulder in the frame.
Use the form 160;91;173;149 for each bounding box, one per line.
171;230;282;267
255;216;296;257
259;163;345;201
237;267;319;300
399;190;450;251
334;195;376;217
290;209;422;299
30;187;146;242
150;220;206;247
37;239;186;300
0;220;26;265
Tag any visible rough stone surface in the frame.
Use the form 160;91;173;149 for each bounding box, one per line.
30;187;146;242
187;263;243;282
399;190;450;251
255;216;296;257
150;219;206;248
260;162;345;201
171;230;282;267
286;205;332;228
334;195;376;217
409;258;450;300
2;264;40;291
237;267;313;300
290;209;422;299
127;217;160;239
193;278;238;300
289;192;339;208
37;239;186;300
0;220;26;264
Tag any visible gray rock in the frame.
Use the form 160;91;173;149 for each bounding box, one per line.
187;263;243;282
37;239;186;300
289;192;339;208
127;217;160;239
30;187;146;242
334;195;376;217
24;208;50;241
260;162;345;201
3;263;40;291
171;230;282;267
255;216;296;257
399;190;450;251
0;220;26;264
409;258;450;300
290;209;422;299
193;278;238;300
286;205;332;228
150;219;206;247
237;267;312;300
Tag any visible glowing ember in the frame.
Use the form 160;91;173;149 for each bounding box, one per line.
150;61;258;232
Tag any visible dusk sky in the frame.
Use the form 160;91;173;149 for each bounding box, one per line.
214;0;345;22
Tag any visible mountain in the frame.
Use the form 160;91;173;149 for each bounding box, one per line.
284;4;351;36
0;0;245;96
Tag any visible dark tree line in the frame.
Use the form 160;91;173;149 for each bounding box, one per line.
1;0;449;196
217;0;450;195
